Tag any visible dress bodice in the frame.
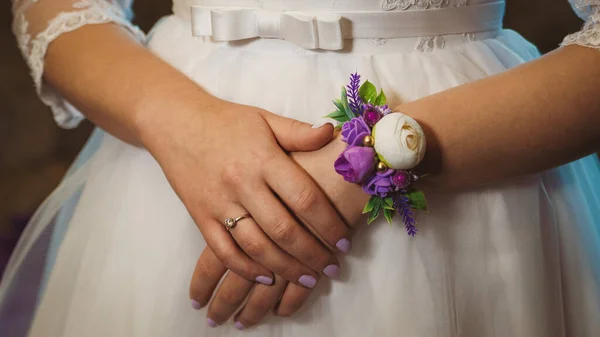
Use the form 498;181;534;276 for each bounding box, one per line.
173;0;506;51
173;0;496;12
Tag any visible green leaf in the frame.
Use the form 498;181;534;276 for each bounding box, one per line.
383;196;395;211
324;110;345;119
332;116;351;123
405;190;428;211
362;196;378;214
366;197;384;224
340;88;356;120
367;208;381;224
332;99;344;112
323;110;351;124
374;89;387;106
383;208;394;224
358;80;378;103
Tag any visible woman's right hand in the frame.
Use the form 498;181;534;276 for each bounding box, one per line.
139;96;352;287
32;20;350;287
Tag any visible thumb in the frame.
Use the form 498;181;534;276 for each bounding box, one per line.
261;111;334;152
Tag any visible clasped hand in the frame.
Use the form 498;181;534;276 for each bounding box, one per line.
143;99;366;327
188;133;369;328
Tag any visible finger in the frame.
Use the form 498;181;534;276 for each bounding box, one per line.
264;156;352;254
200;218;274;284
260;110;334;152
223;205;321;287
233;275;288;330
189;247;227;309
273;282;313;317
239;183;340;282
207;271;254;326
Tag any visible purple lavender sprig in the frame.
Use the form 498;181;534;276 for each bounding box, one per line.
347;72;363;115
394;195;418;236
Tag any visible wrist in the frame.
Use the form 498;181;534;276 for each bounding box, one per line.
392;102;443;188
326;73;430;234
326;136;372;223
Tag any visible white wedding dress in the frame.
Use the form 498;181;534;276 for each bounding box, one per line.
2;0;600;336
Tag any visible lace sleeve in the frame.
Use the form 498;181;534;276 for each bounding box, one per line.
561;0;600;50
12;0;145;128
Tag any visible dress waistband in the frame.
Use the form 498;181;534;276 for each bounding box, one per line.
172;1;505;50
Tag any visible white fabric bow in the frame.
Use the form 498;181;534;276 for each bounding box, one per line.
190;7;344;50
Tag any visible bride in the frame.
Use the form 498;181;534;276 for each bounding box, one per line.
2;0;599;336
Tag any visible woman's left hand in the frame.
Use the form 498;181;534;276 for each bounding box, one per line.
189;136;369;328
190;248;312;328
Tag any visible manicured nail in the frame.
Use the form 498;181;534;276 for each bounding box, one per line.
323;264;341;279
336;238;352;253
191;299;202;310
298;275;317;288
207;318;218;328
255;275;274;285
234;321;246;330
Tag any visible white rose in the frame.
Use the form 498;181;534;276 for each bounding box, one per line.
372;113;426;170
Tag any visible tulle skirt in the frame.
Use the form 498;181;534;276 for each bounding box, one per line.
1;15;599;337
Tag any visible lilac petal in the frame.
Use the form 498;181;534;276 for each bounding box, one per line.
376;180;393;187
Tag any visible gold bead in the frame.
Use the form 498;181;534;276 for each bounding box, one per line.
376;161;388;172
363;135;375;147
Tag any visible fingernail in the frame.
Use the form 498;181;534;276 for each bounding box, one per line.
323;264;341;279
234;321;246;330
255;275;274;285
191;299;202;310
336;238;352;253
298;275;317;288
311;121;331;129
207;318;218;328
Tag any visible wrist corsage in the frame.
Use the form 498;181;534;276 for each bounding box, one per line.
326;73;427;236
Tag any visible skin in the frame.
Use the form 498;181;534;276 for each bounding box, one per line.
35;11;600;330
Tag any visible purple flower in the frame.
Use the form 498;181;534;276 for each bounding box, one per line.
347;73;363;115
334;146;376;183
341;117;371;146
394;195;418;236
362;169;395;197
363;106;382;126
378;104;392;115
392;171;412;189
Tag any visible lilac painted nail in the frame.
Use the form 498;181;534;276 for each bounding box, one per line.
336;238;352;253
255;276;274;285
323;264;341;279
298;275;317;288
207;318;218;328
191;299;202;310
234;321;246;330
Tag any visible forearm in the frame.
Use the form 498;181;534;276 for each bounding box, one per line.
299;46;600;225
402;45;600;189
43;23;216;146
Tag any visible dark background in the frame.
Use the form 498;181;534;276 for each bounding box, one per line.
0;1;584;272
